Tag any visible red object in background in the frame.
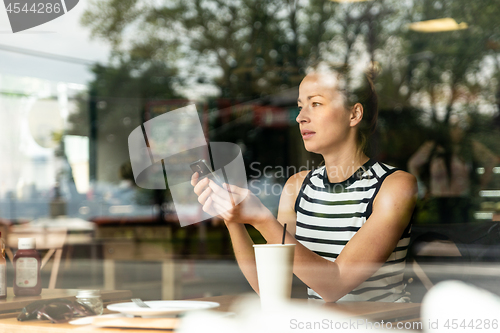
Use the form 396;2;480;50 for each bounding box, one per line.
145;99;192;121
216;99;233;124
253;106;290;128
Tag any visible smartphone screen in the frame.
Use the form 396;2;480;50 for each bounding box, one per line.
190;159;224;186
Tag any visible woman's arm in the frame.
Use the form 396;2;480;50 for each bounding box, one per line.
224;222;259;292
226;171;309;293
193;170;417;302
254;170;417;302
191;171;307;294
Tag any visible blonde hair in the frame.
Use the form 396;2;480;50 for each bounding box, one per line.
305;62;378;154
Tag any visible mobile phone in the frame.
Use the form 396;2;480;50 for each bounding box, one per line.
190;159;224;186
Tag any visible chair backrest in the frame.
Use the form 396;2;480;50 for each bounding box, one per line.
7;226;67;250
405;222;500;302
409;222;500;263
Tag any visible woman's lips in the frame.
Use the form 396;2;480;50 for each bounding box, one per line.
301;131;315;139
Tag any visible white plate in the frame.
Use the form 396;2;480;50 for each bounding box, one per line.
107;301;220;317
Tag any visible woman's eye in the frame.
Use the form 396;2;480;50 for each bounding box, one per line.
312;102;321;107
298;106;302;111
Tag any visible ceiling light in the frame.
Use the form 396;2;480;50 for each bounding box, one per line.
409;18;468;33
330;0;373;2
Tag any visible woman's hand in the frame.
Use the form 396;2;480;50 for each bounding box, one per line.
191;172;219;217
191;172;274;227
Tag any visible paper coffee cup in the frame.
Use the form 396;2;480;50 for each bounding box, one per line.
253;244;295;310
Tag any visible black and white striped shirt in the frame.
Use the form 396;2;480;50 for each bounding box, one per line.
294;159;411;302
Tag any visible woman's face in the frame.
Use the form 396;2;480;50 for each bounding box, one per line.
296;73;354;155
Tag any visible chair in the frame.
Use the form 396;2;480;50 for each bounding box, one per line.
405;222;500;302
6;226;67;289
410;237;462;291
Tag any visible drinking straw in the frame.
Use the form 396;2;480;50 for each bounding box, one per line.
282;223;287;244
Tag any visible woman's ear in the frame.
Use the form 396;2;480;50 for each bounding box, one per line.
350;103;363;127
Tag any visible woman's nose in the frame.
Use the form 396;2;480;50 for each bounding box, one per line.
296;107;309;124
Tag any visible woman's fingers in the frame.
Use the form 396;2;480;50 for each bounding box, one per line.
193;177;210;196
213;201;232;220
208;179;226;194
208;181;235;209
203;197;228;218
222;183;238;193
202;196;218;216
197;186;212;205
202;196;211;212
196;179;249;222
223;183;249;199
191;172;199;186
209;191;234;212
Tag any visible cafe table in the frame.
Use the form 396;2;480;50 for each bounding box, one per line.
0;287;132;332
0;292;422;332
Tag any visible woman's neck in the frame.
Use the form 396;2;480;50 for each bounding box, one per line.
322;148;369;183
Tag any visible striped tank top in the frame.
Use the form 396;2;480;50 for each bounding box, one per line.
294;159;411;302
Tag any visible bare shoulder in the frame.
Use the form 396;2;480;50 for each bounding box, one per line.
279;170;310;208
277;170;311;233
382;170;418;195
282;170;310;197
373;170;417;226
287;170;310;186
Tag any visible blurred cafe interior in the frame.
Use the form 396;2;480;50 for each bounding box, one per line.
1;0;500;322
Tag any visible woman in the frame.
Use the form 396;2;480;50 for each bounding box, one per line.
191;64;417;302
